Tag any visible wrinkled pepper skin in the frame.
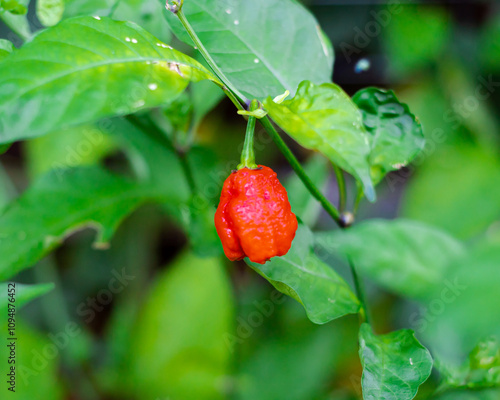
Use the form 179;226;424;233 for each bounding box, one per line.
215;165;298;264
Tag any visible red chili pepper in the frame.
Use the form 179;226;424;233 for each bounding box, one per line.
215;165;298;264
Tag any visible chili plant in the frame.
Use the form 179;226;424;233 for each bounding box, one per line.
0;0;499;399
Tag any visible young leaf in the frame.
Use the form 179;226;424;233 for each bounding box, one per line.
0;16;220;144
264;80;375;202
0;282;54;310
125;252;233;399
37;0;65;27
316;219;465;299
165;0;334;100
359;323;433;400
353;88;425;184
247;223;360;324
0;165;189;280
0;39;13;61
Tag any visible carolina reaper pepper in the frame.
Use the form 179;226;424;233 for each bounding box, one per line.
214;165;298;264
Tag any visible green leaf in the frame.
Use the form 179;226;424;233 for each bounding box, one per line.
265;80;375;201
25;124;116;178
283;154;329;227
0;0;31;40
36;0;64;26
0;39;14;61
0;282;54;310
163;146;224;257
422;242;500;363
0;165;188;280
384;4;450;76
191;79;225;126
99;118;220;257
353;87;425;184
480;13;500;71
0;143;11;154
64;0;172;43
126;252;233;399
165;0;334;100
401;147;500;239
316;219;465;299
439;337;500;390
433;389;500;400
1;0;27;14
0;16;220;144
63;0;113;17
238;327;348;400
247;223;360;324
359;323;433;400
0;320;65;399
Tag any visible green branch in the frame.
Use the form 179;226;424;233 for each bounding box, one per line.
174;7;248;107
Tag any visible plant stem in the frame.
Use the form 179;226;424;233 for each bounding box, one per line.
349;258;370;325
259;116;342;225
238;100;259;169
175;8;248;106
178;151;197;195
332;163;346;213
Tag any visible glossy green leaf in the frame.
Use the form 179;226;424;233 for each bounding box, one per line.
65;0;172;43
0;39;14;61
401;147;500;239
422;242;500;363
25;124;116;178
166;0;334;100
433;389;500;400
359;323;433;400
247;223;360;324
0;282;54;310
126;252;233;399
316;219;465;299
353;87;425;184
37;0;64;26
284;154;329;227
0;165;188;280
0;320;65;399
265;80;375;201
0;16;220;144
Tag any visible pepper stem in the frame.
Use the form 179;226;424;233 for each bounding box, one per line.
237;100;259;170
